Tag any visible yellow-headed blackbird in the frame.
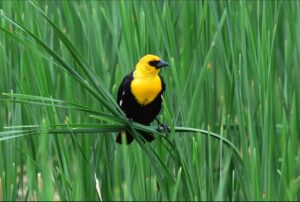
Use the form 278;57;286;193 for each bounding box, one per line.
116;54;169;144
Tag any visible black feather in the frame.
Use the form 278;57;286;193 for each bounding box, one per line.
116;72;165;144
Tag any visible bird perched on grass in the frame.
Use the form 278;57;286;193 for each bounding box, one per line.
116;54;169;144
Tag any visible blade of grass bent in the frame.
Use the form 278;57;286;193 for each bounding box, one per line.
27;1;122;115
0;10;121;117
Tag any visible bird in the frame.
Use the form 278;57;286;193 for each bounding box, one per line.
116;54;169;144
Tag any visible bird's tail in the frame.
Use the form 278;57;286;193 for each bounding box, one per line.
116;131;134;144
116;130;154;144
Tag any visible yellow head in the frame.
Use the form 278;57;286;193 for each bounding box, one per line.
134;54;169;78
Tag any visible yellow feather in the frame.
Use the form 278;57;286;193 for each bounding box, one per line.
130;54;163;105
131;75;162;105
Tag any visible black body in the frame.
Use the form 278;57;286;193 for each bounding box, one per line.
116;72;165;144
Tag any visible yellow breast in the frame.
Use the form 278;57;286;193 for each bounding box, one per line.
131;75;162;105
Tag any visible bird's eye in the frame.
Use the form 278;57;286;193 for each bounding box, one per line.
148;60;159;67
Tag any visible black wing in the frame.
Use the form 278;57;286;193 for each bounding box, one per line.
117;72;133;108
159;75;166;97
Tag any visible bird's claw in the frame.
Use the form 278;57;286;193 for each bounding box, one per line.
156;123;171;134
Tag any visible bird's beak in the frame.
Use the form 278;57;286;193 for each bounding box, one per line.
156;60;169;69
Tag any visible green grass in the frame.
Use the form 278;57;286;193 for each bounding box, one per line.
0;0;300;200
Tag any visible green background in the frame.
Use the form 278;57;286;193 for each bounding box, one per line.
0;1;300;201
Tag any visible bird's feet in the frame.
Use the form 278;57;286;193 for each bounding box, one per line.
155;118;170;134
128;118;134;124
156;123;171;134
